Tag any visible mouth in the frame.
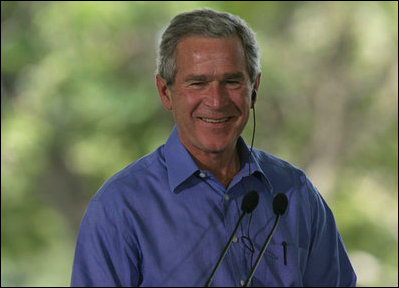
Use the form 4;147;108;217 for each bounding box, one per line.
198;117;232;124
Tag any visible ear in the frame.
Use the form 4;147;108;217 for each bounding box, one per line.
251;73;261;108
156;74;173;110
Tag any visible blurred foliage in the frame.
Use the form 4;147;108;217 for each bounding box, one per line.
1;1;397;287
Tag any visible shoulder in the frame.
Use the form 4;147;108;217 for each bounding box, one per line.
252;148;321;211
91;145;166;206
252;148;307;184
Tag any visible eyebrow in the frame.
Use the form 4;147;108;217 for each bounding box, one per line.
183;74;209;82
223;72;246;80
183;72;246;82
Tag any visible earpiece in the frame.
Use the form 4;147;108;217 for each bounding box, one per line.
251;90;257;101
251;90;257;109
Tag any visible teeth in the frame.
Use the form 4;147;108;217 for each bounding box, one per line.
200;117;229;123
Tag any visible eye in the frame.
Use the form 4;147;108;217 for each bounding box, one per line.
225;80;241;88
189;82;206;87
191;82;204;86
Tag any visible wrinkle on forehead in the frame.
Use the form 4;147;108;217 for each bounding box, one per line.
175;36;248;81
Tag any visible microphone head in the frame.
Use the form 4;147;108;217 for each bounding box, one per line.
273;193;288;215
241;190;259;213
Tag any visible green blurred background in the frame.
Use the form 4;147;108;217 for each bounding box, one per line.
1;1;397;286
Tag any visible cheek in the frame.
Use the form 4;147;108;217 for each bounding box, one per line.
175;92;203;114
232;93;251;112
171;95;195;121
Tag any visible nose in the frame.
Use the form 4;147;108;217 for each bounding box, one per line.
204;82;229;108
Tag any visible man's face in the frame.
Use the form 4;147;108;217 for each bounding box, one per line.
157;36;258;157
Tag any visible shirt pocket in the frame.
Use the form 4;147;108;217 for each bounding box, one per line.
250;242;308;287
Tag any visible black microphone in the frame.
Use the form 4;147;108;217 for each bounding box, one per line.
205;190;259;287
243;193;288;287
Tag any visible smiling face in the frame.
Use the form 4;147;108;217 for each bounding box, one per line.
157;35;260;160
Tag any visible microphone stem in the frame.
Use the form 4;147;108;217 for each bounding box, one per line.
205;212;246;287
244;214;281;287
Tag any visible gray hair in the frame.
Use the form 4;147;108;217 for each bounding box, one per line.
157;8;261;85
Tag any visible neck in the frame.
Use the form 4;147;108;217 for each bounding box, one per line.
187;144;241;188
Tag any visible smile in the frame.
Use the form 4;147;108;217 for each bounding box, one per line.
199;117;231;123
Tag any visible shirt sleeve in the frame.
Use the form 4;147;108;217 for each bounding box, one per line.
302;176;357;287
70;199;142;287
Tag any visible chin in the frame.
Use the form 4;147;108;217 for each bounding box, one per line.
199;138;235;154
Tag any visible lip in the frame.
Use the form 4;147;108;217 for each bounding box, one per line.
197;116;235;127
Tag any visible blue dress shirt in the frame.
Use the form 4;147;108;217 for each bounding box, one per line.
71;126;356;287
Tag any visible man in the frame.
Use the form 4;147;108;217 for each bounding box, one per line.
71;8;356;287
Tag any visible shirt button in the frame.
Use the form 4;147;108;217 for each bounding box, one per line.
232;236;238;243
240;280;245;286
224;194;230;201
199;172;206;178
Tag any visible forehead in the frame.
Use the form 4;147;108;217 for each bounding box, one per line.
174;36;248;76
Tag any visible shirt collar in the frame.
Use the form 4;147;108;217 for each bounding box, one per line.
234;137;271;191
164;126;200;193
164;125;271;192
